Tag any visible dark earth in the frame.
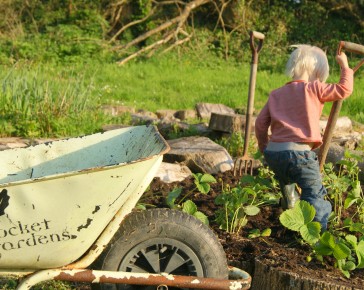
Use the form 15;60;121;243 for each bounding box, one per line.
2;169;362;289
140;169;364;289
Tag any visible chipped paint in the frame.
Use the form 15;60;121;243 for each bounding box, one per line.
77;218;93;231
191;279;201;284
160;272;175;280
229;281;244;290
0;189;10;215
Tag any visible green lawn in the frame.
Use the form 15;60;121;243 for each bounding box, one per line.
1;53;363;138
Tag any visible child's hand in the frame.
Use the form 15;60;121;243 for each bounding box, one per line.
336;52;349;69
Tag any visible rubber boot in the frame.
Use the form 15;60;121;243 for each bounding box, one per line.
280;184;300;209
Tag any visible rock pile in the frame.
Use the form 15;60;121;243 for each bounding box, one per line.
1;102;364;182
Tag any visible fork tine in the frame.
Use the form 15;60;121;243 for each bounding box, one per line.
234;157;254;176
249;160;253;175
234;159;240;176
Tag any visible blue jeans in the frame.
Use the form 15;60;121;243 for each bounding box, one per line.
264;150;331;230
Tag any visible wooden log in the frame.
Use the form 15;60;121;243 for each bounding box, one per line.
208;112;245;133
251;259;361;290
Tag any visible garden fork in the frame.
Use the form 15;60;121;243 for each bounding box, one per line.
234;31;264;176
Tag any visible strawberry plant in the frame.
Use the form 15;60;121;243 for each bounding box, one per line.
279;200;321;245
323;151;364;227
248;228;272;239
166;173;216;225
215;171;280;234
280;200;364;278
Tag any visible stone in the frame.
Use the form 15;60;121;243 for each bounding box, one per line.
102;124;129;131
156;109;178;119
174;109;197;121
316;143;364;182
195;103;235;119
131;110;159;124
154;162;192;183
188;123;212;136
102;105;135;116
164;136;234;174
320;116;353;135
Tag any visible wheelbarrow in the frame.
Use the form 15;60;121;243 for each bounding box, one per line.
0;125;251;289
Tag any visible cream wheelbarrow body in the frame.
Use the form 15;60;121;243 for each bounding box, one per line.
0;125;251;289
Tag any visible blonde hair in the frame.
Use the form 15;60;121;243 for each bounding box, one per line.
285;45;329;82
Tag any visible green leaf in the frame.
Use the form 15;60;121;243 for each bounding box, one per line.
135;203;147;210
182;200;197;215
314;243;333;256
320;232;336;249
299;222;321;245
261;228;272;237
279;202;304;231
343;217;353;227
344;196;357;209
351;181;362;198
340;269;350;279
280;209;303;231
333;242;351;260
193;211;209;225
236;207;247;219
298;200;316;224
244;205;260;216
350;223;364;234
192;173;201;181
356;240;364;268
167;187;182;208
328;173;337;180
243;187;257;196
345;235;358;249
199;174;216;183
196;182;210;194
248;229;260;238
240;175;255;184
342;260;356;271
237;217;248;228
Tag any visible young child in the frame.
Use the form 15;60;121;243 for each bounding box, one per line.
255;45;354;230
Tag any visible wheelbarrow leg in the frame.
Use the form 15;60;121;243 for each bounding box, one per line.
16;268;252;290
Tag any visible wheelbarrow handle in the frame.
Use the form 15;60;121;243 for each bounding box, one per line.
249;31;265;63
319;41;364;171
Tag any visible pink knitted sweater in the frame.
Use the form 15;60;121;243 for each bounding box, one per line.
255;68;354;152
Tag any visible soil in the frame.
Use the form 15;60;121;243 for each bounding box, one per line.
140;169;364;289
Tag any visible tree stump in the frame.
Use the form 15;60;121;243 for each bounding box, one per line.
251;259;362;290
208;113;245;133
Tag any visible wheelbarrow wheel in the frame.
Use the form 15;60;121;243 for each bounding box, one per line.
91;208;228;290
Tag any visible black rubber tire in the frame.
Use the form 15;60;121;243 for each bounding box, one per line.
91;208;228;290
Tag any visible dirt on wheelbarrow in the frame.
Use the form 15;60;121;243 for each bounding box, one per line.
140;169;364;290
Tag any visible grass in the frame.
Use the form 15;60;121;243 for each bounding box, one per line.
1;52;363;138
